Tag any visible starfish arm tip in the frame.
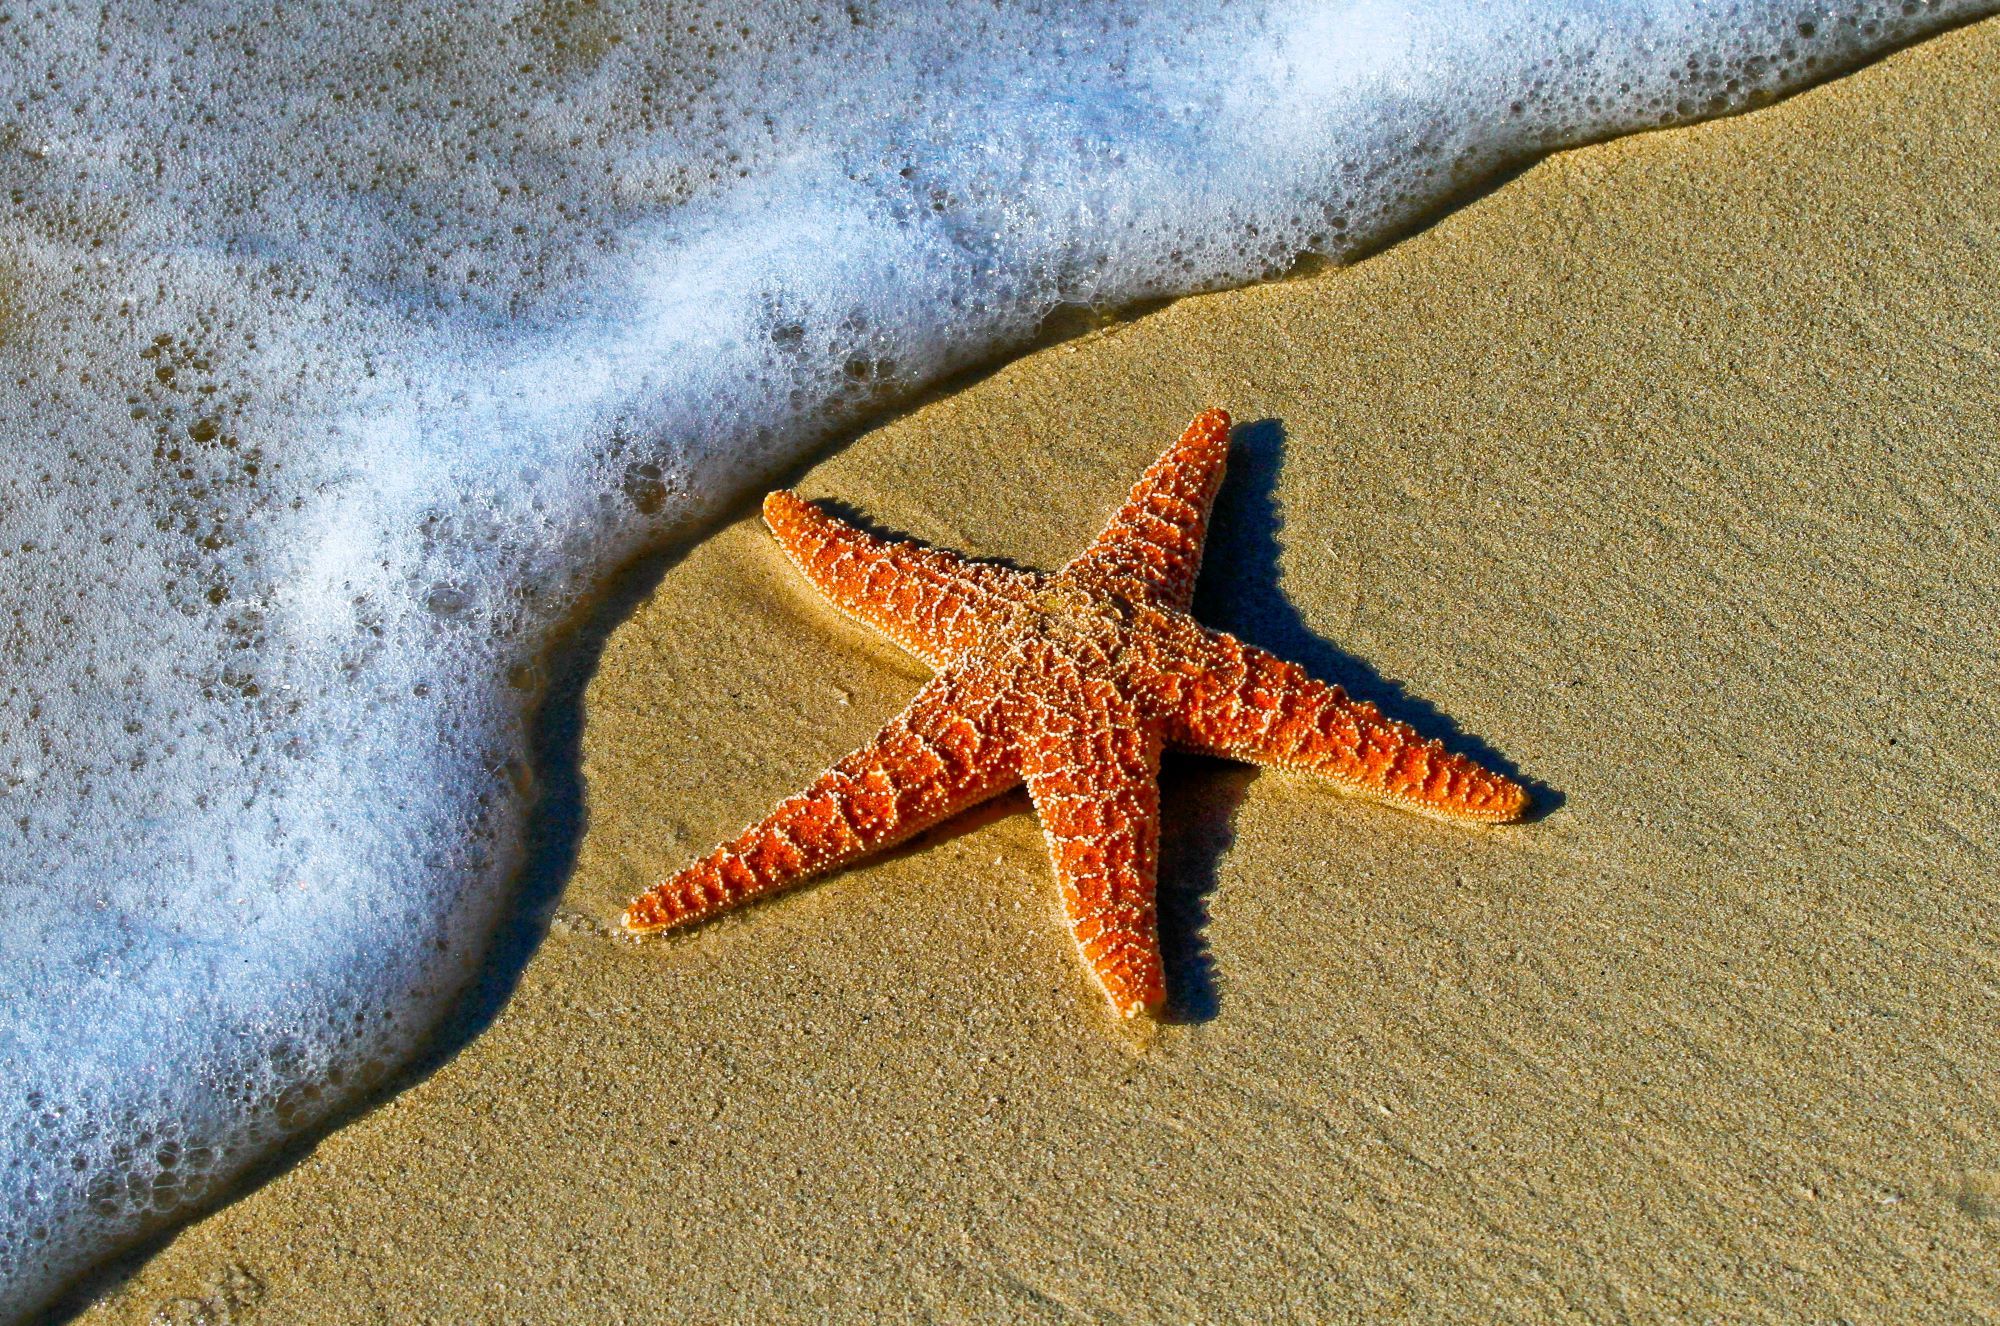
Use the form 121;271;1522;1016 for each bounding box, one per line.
621;890;686;934
1473;777;1532;823
1115;996;1164;1020
1392;775;1531;824
761;487;805;525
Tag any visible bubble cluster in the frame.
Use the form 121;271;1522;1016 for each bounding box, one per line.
0;0;1985;1315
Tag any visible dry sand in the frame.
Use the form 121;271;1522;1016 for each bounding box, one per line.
76;19;2000;1324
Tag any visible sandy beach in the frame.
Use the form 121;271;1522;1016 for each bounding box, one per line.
72;18;2000;1323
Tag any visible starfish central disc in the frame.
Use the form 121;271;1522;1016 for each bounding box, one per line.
623;410;1528;1018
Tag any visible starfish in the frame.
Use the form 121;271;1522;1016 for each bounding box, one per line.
624;410;1527;1017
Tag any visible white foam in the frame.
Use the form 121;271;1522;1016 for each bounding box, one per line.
0;0;1985;1313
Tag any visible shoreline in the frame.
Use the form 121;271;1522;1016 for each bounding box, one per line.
71;19;2000;1322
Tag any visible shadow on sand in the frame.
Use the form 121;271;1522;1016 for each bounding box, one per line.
1152;417;1563;1023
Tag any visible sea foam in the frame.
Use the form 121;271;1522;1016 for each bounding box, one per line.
0;0;1986;1314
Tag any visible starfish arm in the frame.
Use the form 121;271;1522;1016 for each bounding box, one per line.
1064;408;1232;609
763;489;1042;668
1166;629;1529;823
624;668;1021;933
1021;678;1168;1018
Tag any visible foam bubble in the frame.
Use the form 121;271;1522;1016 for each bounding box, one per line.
0;0;1985;1314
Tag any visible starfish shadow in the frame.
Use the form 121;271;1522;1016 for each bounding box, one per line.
1156;755;1251;1023
894;769;1236;1024
742;430;1558;1024
1193;418;1562;815
1129;417;1562;1022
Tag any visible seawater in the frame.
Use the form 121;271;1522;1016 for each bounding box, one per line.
0;0;1985;1314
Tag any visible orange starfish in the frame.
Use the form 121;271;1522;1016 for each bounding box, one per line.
625;410;1527;1017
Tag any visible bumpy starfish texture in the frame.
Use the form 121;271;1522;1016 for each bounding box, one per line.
624;410;1527;1017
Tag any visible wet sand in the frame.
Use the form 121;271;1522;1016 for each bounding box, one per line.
77;19;2000;1323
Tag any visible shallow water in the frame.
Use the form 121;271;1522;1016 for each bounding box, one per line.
0;0;1988;1315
